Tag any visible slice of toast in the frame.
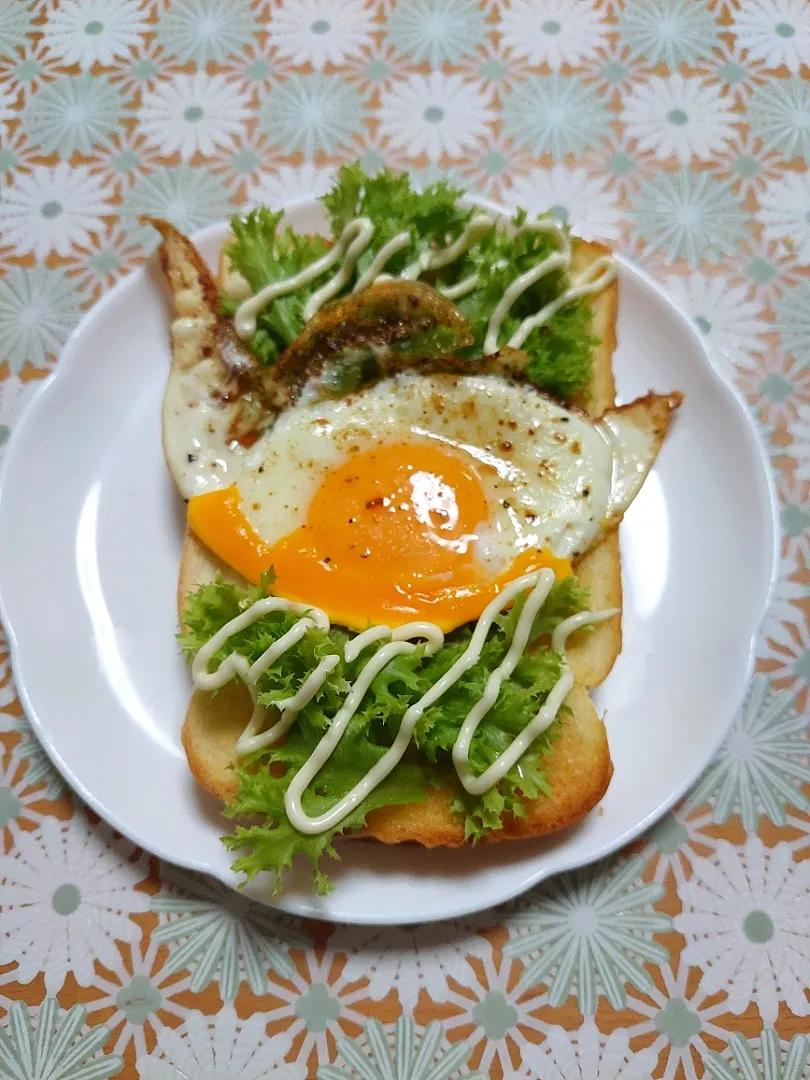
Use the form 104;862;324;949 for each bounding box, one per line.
163;231;628;845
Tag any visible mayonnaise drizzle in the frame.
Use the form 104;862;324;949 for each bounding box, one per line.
233;217;374;339
191;572;616;834
231;205;614;347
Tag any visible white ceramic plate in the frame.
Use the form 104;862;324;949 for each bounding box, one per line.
0;198;778;925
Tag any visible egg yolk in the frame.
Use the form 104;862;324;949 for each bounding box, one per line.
187;443;573;631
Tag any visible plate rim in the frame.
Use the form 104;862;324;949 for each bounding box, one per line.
0;205;780;925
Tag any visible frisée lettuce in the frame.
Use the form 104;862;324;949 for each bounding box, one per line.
179;571;590;894
221;164;600;401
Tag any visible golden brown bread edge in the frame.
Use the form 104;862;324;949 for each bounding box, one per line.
174;234;624;845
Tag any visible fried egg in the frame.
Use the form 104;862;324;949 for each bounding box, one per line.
184;372;669;631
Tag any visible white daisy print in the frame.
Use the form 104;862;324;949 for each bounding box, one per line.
151;864;310;1000
0;164;112;260
622;961;742;1080
498;0;609;70
378;73;495;161
121;164;232;249
795;402;810;479
0;43;62;104
528;1018;659;1080
760;607;810;700
0;710;66;798
663;271;768;373
701;44;770;101
725;134;784;196
705;1029;810;1080
0;265;84;372
502;855;670;1014
775;282;810;359
617;0;720;69
156;0;258;64
246;164;336;210
267;0;374;70
583;133;651;200
107;39;170;95
776;474;810;563
676;837;810;1024
750;77;810;163
456;43;532;93
323;1017;485;1080
91;131;163;194
330;917;491;1013
762;553;806;648
0;1000;123;1080
85;939;195;1061
0;755;55;839
440;951;545;1076
0;813;149;994
643;806;720;889
69;225;159;300
731;0;810;76
505;166;622;242
453;134;532;200
387;0;486;68
758;172;810;266
502;75;607;160
631;171;746;267
41;0;147;69
261;950;375;1064
139;73;250;160
0;131;40;179
260;74;365;158
22;72;125;157
741;235;804;304
621;75;738;166
688;673;810;830
138;1005;306;1080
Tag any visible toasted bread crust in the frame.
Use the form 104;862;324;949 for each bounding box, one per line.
180;673;612;844
167;231;633;847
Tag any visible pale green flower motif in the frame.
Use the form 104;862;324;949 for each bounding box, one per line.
0;710;67;799
705;1029;809;1080
0;1000;122;1080
120;165;232;252
0;752;56;835
502;74;607;160
22;73;126;157
774;281;810;358
688;674;810;829
387;0;486;68
630;170;746;267
0;265;84;372
617;0;719;69
0;0;35;56
151;863;311;999
41;0;148;70
259;74;365;158
502;854;670;1014
156;0;258;64
749;77;810;163
318;1018;486;1080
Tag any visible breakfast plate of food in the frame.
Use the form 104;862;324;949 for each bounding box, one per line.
0;166;777;924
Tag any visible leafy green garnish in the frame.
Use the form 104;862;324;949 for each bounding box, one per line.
222;208;330;366
180;573;589;893
222;166;599;400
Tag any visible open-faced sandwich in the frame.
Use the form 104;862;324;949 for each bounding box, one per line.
150;165;682;894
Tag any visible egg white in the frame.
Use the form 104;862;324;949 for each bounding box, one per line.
232;371;647;571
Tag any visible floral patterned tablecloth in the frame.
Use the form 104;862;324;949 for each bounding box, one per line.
1;1;809;1078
